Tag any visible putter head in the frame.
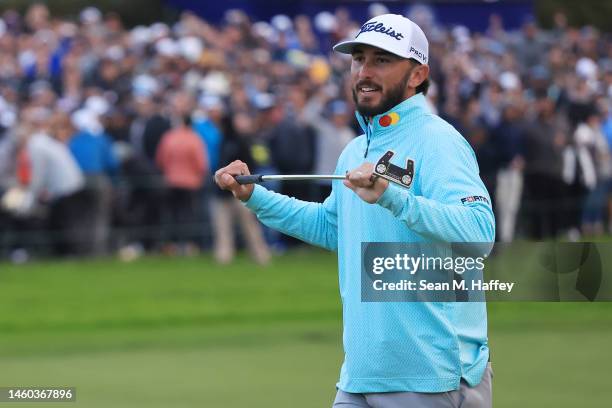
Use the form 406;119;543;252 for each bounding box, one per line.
373;150;414;188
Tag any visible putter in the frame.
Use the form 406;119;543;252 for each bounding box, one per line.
235;174;346;184
372;150;414;188
234;150;413;188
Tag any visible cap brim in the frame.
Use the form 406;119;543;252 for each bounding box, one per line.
332;39;408;59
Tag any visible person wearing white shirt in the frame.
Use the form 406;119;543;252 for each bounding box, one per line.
23;112;86;254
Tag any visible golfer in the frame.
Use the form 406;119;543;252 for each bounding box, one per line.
215;14;495;408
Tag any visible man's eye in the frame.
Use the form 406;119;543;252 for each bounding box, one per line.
377;58;390;63
352;55;364;62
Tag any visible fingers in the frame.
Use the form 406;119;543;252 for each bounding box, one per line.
214;160;255;201
344;162;389;204
343;179;356;191
219;173;238;190
346;163;375;188
214;160;250;190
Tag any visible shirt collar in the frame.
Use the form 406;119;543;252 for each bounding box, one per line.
355;92;430;135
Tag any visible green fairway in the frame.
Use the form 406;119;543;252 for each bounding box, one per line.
0;251;611;407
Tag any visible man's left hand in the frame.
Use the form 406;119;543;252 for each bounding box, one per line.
344;162;389;204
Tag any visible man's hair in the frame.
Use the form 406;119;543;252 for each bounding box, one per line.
408;58;429;96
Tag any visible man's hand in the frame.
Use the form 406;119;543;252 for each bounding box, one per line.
344;162;389;204
214;160;255;202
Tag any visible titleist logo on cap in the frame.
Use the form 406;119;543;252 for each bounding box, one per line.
356;21;404;41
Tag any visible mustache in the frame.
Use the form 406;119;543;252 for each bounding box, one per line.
354;80;382;90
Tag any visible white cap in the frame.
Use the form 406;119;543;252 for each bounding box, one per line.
85;95;110;116
499;71;520;91
576;57;598;80
271;14;293;32
199;94;224;111
71;109;103;135
80;7;102;25
333;14;429;64
132;74;159;97
314;11;336;33
178;36;203;62
155;38;179;57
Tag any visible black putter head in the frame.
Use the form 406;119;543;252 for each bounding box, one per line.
373;150;414;188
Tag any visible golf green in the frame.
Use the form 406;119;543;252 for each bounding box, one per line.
0;251;610;407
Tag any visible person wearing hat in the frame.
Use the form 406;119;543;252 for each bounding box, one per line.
215;14;494;407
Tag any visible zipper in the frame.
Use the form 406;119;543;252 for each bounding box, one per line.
363;116;372;158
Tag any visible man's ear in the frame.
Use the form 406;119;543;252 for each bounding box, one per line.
409;64;429;88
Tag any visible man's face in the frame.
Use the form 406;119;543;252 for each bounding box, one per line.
350;45;420;117
536;98;554;118
172;92;195;118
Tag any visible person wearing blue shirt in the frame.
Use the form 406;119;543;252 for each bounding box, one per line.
68;109;118;255
69;129;118;178
193;95;225;174
215;14;494;408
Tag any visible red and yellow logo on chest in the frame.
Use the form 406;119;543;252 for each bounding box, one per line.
378;112;400;127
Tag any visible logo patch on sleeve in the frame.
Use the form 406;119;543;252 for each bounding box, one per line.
461;195;490;205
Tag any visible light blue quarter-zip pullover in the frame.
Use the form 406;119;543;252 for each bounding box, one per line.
244;93;495;393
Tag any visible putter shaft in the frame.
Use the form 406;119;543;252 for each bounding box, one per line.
235;174;345;185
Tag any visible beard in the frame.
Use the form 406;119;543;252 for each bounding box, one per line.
352;70;412;117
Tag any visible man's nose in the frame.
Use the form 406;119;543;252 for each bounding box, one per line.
356;59;376;79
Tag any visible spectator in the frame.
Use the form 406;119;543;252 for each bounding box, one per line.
0;124;18;193
303;90;355;201
193;95;224;174
262;95;316;202
465;124;500;209
212;110;271;264
523;93;569;239
572;106;610;236
68;106;118;255
22;108;86;255
2;4;612;259
257;92;316;247
599;97;612;232
129;94;171;168
193;94;225;247
511;17;551;76
156;105;208;254
492;102;525;242
127;94;170;249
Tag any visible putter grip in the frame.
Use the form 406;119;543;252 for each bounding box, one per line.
235;174;263;185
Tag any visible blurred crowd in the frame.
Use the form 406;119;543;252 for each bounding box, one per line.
1;3;612;262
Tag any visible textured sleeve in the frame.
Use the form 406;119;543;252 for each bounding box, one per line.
244;184;339;251
376;124;495;243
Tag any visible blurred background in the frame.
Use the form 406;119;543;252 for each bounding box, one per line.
0;1;611;407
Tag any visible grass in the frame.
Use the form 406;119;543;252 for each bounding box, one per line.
0;250;611;407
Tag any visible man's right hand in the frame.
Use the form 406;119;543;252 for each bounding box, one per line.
214;160;255;202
